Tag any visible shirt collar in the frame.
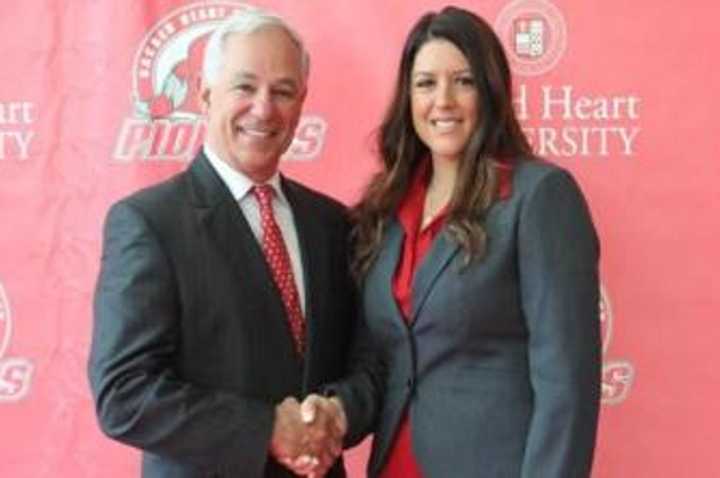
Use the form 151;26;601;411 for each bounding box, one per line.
203;143;287;204
496;160;514;200
396;156;515;235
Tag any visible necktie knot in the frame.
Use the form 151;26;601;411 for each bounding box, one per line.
253;184;274;209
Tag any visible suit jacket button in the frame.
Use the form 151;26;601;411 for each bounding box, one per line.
406;378;414;388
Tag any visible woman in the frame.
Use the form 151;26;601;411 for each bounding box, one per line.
333;6;601;478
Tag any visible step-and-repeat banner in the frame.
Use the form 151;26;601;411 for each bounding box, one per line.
1;1;718;476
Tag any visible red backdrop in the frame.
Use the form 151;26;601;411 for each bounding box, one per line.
1;1;718;476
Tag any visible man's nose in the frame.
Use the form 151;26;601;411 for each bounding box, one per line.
251;90;274;118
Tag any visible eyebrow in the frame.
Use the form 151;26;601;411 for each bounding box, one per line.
412;68;473;78
231;72;301;89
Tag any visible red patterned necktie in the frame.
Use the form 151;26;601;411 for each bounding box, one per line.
252;185;305;356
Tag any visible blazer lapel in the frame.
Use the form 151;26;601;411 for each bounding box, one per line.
281;179;330;386
186;152;278;302
410;229;461;323
280;179;316;327
366;220;407;329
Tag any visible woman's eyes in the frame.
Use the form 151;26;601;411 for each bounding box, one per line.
414;76;476;89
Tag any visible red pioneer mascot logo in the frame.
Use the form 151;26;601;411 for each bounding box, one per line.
114;2;326;162
140;32;208;119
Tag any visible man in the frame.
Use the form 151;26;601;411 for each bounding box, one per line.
89;9;350;478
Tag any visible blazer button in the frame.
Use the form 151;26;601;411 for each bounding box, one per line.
406;377;414;388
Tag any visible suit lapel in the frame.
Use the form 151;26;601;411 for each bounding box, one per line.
410;229;461;324
371;216;461;328
367;220;407;330
281;179;317;327
281;178;328;385
186;152;281;312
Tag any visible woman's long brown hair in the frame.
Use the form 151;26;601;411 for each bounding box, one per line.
352;6;531;279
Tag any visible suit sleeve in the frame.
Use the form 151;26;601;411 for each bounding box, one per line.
88;200;275;474
326;306;387;448
517;169;601;478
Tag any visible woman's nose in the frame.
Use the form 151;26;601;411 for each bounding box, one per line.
435;81;457;107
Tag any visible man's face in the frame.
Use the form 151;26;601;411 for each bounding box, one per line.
200;27;306;182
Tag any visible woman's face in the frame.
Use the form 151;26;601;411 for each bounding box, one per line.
410;38;479;164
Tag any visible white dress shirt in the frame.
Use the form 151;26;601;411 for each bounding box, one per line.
203;144;306;314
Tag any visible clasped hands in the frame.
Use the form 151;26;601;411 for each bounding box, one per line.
270;394;347;477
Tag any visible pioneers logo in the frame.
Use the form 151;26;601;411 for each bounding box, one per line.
0;280;34;402
495;0;567;77
600;284;635;405
113;2;326;162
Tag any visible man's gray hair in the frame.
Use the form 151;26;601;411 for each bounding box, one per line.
202;8;310;85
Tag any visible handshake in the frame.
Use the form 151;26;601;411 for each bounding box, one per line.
270;394;348;477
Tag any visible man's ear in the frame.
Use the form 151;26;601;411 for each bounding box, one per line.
198;77;211;113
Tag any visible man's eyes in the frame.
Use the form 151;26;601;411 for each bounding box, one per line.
235;83;255;93
232;84;296;99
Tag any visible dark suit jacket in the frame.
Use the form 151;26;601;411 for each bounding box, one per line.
88;152;354;478
335;160;601;478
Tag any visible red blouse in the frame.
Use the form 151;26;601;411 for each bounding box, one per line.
379;159;513;478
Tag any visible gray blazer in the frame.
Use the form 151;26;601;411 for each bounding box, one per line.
336;159;601;478
88;152;354;478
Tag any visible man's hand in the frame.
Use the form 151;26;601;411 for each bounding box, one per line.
301;394;347;467
270;397;308;464
272;394;348;477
